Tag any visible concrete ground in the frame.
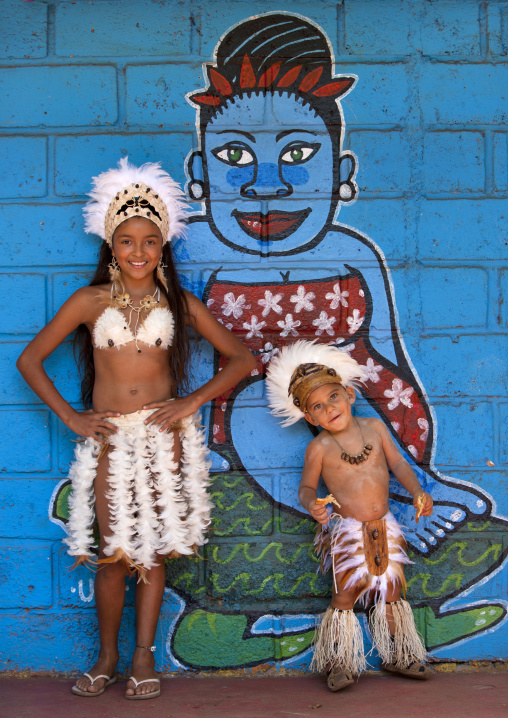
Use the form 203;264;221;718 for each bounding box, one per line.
1;672;507;718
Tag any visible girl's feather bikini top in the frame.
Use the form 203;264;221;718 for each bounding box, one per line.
93;287;174;352
93;305;174;350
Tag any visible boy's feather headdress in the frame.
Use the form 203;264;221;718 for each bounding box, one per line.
83;157;188;245
266;340;367;426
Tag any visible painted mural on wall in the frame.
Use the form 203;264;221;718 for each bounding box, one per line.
52;11;507;671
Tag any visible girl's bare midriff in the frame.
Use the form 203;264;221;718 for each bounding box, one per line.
92;344;176;415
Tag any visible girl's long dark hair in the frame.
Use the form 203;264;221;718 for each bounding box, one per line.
74;241;190;409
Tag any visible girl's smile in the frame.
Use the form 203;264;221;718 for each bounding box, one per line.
112;217;163;281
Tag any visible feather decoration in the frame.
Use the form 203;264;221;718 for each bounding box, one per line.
83;156;189;244
179;414;213;548
266;340;367;426
64;439;100;559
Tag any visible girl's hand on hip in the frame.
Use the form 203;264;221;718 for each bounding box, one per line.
68;409;120;443
142;396;200;432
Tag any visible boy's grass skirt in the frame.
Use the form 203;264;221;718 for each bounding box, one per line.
311;512;427;675
64;409;211;581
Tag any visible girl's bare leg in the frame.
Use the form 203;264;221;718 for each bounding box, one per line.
74;451;126;694
125;429;182;698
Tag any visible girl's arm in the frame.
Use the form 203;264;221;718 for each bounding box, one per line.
144;291;256;428
299;440;329;524
377;419;433;516
16;288;119;441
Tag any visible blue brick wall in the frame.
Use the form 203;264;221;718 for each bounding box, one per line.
0;0;507;675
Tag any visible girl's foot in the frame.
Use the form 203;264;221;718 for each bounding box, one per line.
125;646;160;699
73;654;118;695
327;669;354;692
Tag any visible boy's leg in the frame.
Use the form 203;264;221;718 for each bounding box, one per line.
370;578;432;680
312;575;365;691
74;451;125;695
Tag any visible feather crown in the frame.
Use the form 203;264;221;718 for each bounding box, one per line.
83;157;188;245
266;340;367;426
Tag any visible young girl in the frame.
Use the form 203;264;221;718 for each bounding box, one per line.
16;158;255;700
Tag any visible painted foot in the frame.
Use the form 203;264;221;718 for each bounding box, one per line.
125;647;160;700
72;654;118;696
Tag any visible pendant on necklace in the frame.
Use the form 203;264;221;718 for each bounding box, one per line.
340;444;373;465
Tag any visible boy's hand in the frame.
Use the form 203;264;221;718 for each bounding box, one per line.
308;500;330;525
413;491;433;520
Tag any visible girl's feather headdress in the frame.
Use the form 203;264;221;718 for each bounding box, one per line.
83;157;188;245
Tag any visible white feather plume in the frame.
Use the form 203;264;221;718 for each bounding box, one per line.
266;340;368;426
83;156;189;243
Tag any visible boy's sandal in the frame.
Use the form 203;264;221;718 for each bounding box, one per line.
124;676;161;700
327;669;354;692
382;661;433;680
72;673;117;697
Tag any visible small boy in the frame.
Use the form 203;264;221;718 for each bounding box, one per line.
266;341;433;691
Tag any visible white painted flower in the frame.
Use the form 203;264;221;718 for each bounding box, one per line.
325;283;349;309
384;378;414;410
363;357;383;383
277;313;301;337
418;418;429;442
346;308;364;334
336;340;355;354
391;421;400;432
290;285;315;313
221;402;227;412
261;342;280;364
359;289;365;297
213;424;219;436
250;368;259;376
221;292;250;319
312;311;336;336
206;298;215;307
408;445;418;458
243;315;266;339
258;290;283;317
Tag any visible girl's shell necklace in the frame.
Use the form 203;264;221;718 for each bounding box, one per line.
111;285;160;353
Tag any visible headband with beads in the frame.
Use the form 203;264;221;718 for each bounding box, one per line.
84;157;188;245
266;340;367;426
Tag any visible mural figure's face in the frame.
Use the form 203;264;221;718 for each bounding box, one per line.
203;93;337;255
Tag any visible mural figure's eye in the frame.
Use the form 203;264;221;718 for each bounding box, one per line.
212;143;255;166
280;142;321;165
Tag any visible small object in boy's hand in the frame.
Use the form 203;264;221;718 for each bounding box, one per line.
415;494;426;523
315;494;341;510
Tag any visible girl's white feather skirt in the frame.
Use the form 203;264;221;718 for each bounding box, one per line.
64;409;212;573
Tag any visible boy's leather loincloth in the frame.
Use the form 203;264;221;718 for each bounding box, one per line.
314;511;413;606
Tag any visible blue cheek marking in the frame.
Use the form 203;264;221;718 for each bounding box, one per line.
282;165;309;186
226;166;254;187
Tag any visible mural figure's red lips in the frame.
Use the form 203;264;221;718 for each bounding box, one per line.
232;209;311;241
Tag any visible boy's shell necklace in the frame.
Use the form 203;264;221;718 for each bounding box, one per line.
112;285;160;353
326;417;373;465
